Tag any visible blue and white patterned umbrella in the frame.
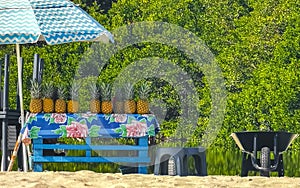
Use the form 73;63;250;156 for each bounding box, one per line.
0;0;113;172
0;0;113;44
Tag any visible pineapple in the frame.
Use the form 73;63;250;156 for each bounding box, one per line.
67;81;81;113
124;83;136;114
29;79;42;113
89;82;101;113
55;85;67;113
42;81;54;113
100;83;113;114
113;88;124;114
137;82;150;114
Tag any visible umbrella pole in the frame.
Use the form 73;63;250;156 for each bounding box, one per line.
7;44;28;172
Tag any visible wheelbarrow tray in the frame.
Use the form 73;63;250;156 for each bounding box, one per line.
231;131;298;153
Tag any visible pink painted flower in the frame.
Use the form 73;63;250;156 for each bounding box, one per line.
112;114;127;123
126;120;147;137
51;113;67;124
66;121;88;138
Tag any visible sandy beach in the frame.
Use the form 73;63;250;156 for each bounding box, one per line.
0;171;299;188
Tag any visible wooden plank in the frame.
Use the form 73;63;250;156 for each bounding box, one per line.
33;144;149;151
33;156;150;163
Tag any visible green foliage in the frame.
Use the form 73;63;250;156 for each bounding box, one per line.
108;0;300;150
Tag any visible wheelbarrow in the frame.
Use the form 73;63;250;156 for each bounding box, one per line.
231;131;298;177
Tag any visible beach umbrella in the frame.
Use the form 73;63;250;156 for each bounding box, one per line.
0;0;114;171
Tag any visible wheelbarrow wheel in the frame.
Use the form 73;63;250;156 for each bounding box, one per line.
260;147;270;177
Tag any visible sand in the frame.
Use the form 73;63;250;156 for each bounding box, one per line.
0;171;299;188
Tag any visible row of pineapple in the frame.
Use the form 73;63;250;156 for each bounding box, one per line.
29;79;151;114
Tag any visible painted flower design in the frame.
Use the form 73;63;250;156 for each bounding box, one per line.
81;113;97;118
25;113;38;124
51;113;67;124
27;113;37;120
112;114;127;123
66;121;88;138
126;120;147;137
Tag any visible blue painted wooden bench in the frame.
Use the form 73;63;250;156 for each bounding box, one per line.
32;136;150;173
25;113;159;173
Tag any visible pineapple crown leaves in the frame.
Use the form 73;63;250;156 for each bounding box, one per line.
88;81;100;100
124;83;135;100
56;84;67;100
69;81;81;100
30;79;41;99
139;82;151;100
42;81;55;98
99;82;111;101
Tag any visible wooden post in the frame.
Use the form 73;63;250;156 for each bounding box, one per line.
16;58;23;111
16;57;25;171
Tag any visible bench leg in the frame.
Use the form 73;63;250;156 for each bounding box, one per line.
137;137;148;174
33;138;43;172
34;163;43;172
138;166;147;174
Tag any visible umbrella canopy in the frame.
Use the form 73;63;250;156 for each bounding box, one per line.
0;0;113;44
0;0;113;172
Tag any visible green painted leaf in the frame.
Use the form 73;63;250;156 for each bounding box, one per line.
43;114;51;121
121;130;127;137
147;116;154;122
89;125;100;137
87;115;98;123
148;125;155;136
109;116;116;123
61;126;67;137
67;117;75;125
79;119;86;125
148;124;154;132
148;130;155;136
27;115;37;124
29;126;41;139
114;128;123;133
104;114;110;120
53;128;63;135
49;117;55;124
120;124;127;131
127;116;136;124
140;118;147;123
